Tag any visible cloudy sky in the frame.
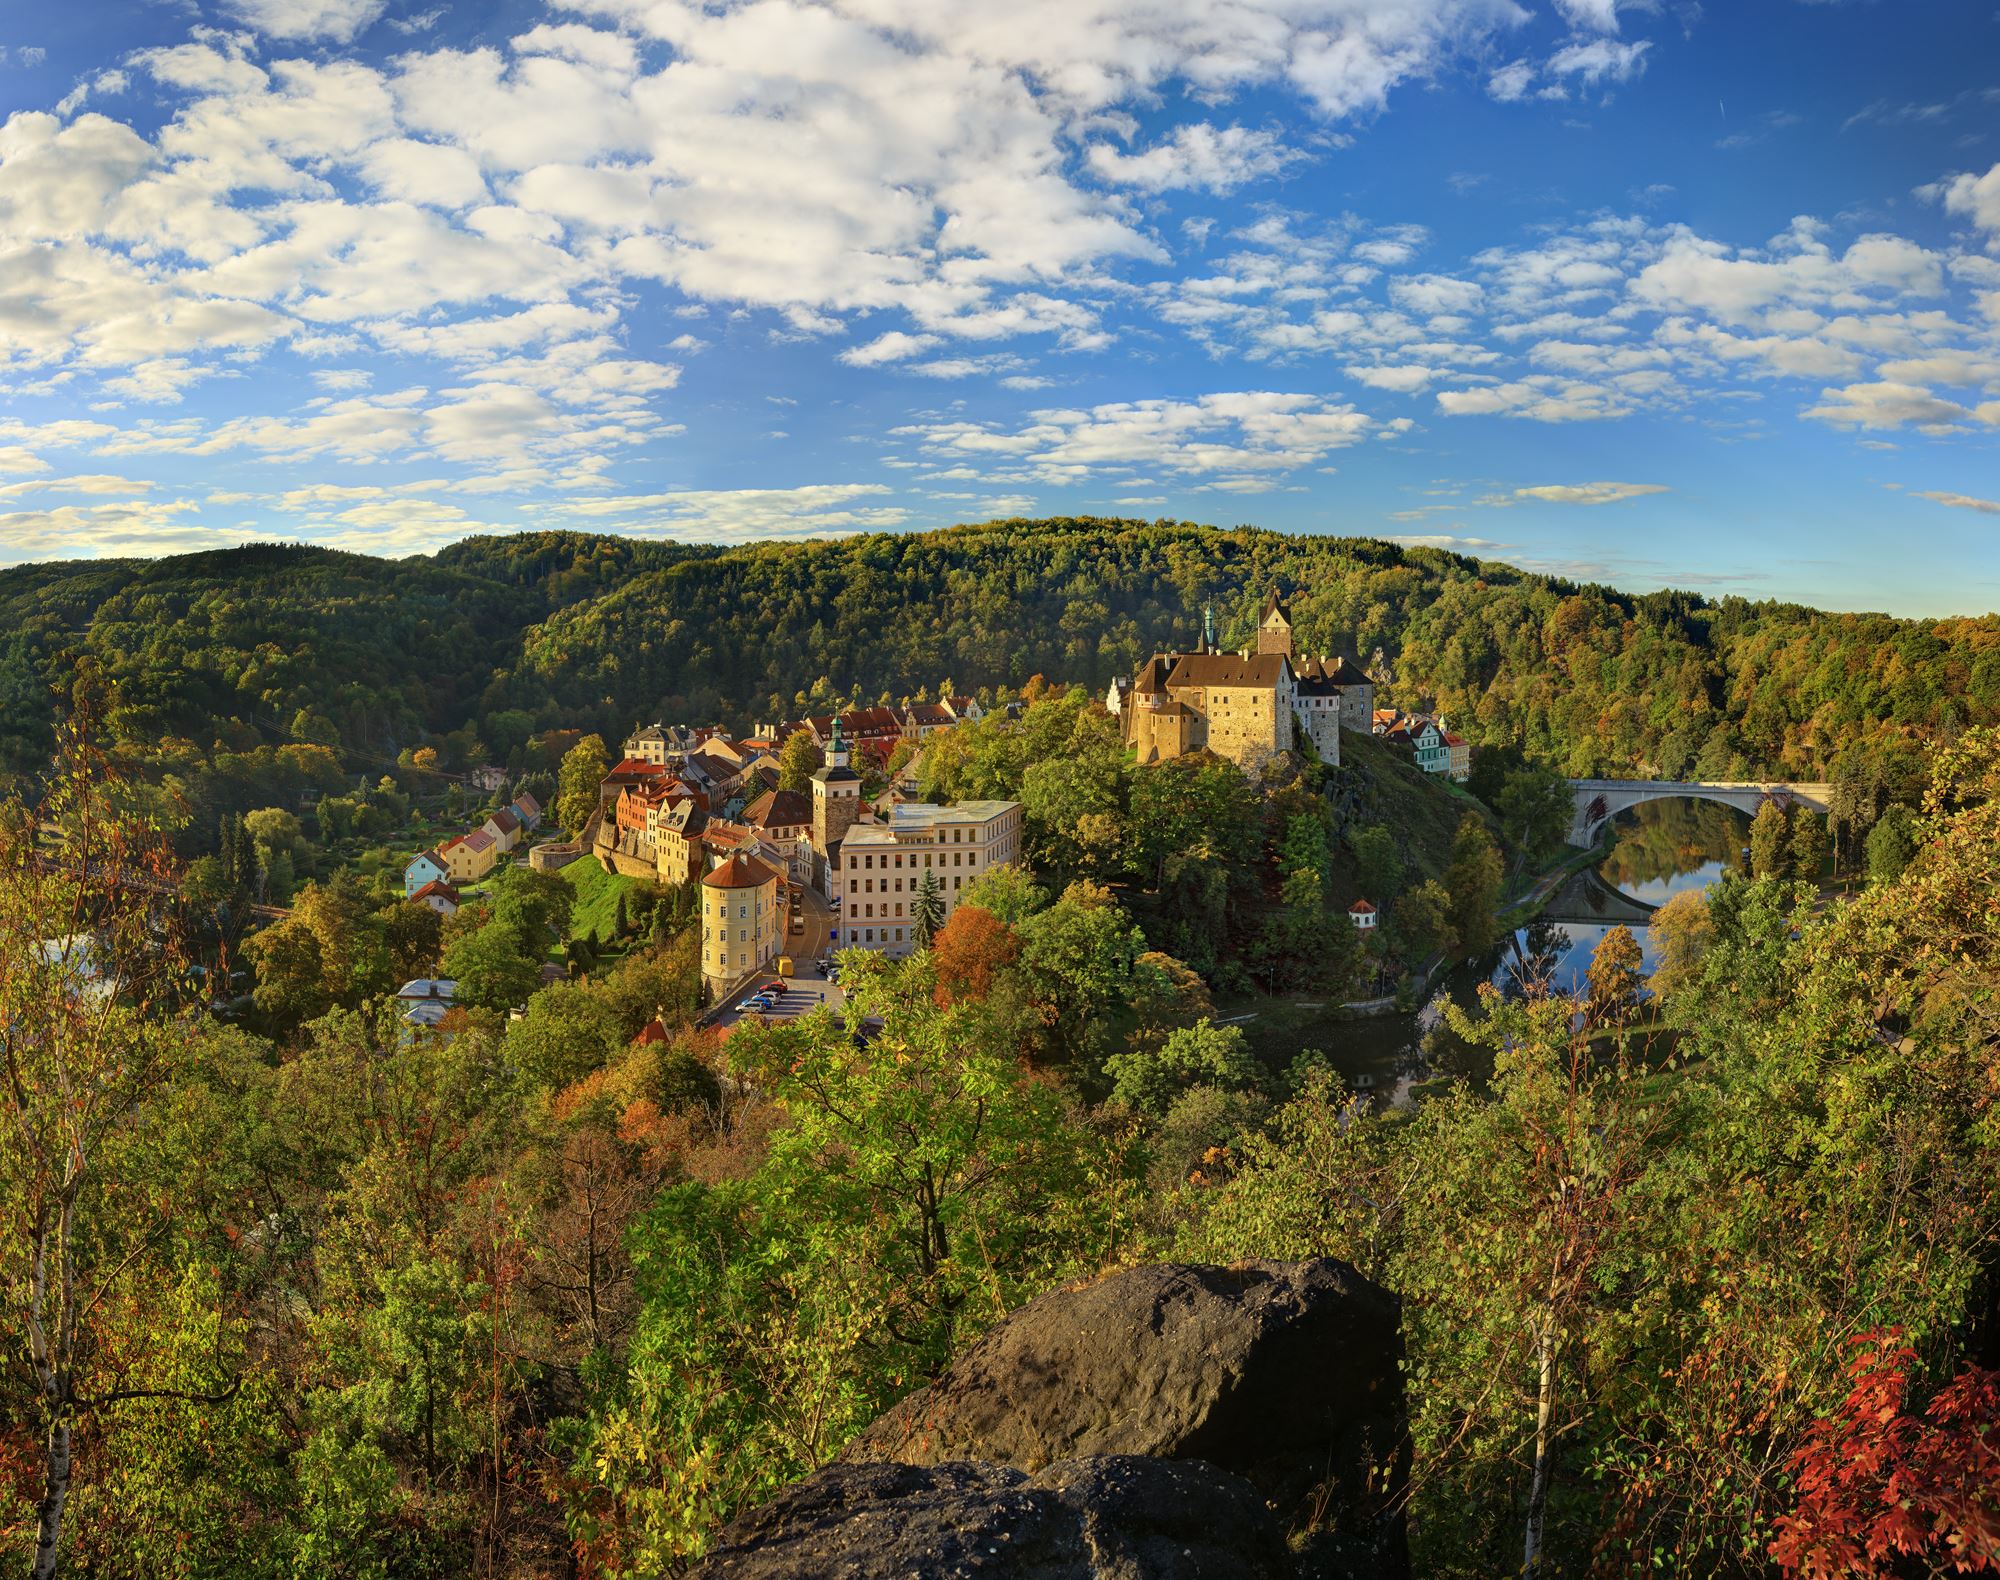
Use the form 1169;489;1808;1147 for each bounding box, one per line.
1;0;1997;613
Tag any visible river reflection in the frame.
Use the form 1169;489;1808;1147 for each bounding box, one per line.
1319;798;1752;1102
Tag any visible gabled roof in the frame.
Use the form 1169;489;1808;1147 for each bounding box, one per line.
605;757;670;780
1261;587;1290;623
842;706;904;736
458;828;495;853
407;848;446;871
512;791;541;818
488;807;522;835
410;879;459;905
742;788;813;829
1133;654;1172;695
1165;652;1291;689
702;852;773;890
660;800;707;835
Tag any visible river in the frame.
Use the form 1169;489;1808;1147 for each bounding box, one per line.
1321;797;1753;1103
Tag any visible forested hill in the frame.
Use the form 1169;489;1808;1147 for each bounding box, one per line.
1;519;1993;792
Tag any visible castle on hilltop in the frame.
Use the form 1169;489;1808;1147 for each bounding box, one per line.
1114;590;1373;774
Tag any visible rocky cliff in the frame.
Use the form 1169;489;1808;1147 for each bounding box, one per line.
693;1259;1409;1580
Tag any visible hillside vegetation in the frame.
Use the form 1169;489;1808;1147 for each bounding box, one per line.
0;521;1992;817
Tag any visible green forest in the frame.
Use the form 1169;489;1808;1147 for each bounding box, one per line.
1;522;1992;845
3;717;1998;1577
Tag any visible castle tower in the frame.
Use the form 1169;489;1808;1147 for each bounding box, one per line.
1258;588;1293;660
1202;604;1217;654
811;717;862;867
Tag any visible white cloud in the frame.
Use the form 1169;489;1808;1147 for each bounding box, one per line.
1800;381;1975;433
1086;123;1299;194
896;391;1377;485
1547;38;1650;86
1916;490;2000;515
1515;481;1667;504
1488;59;1536;101
219;0;388;43
841;331;943;366
551;482;909;541
1930;161;2000;248
1552;0;1621;31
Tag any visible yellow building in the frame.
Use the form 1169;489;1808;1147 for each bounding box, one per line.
438;829;498;884
701;853;781;998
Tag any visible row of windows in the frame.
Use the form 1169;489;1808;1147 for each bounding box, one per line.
844;844;991;872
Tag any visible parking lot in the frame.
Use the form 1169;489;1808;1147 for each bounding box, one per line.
712;955;846;1031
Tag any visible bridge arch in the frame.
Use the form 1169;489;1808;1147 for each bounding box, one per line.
1567;779;1833;848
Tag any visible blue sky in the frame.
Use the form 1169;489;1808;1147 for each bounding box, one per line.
1;0;1996;615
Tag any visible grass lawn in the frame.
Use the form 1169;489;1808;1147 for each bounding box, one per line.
561;857;646;945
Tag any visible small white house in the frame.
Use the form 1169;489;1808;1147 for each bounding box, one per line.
1347;899;1378;930
409;879;460;917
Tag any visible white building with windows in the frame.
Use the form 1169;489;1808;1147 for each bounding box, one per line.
831;799;1023;958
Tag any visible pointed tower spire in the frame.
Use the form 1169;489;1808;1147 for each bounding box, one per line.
1202;603;1216;653
826;716;849;769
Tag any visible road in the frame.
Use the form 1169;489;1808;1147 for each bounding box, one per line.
710;883;844;1032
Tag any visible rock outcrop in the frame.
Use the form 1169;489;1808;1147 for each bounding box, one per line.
844;1259;1408;1572
693;1456;1292;1579
692;1259;1409;1580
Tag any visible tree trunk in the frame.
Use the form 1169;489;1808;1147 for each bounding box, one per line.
1523;1321;1556;1575
33;1417;71;1580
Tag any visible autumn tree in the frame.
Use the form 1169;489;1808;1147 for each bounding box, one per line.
931;905;1019;1005
1584;924;1644;1028
0;735;226;1580
1645;889;1713;1000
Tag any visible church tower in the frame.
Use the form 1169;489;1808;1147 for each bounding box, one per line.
811;718;862;878
1258;589;1294;660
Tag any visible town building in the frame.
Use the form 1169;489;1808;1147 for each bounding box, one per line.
1443;729;1472;783
700;853;782;998
810;720;864;891
410;879;460;917
512;791;542;831
741;788;815;883
439;828;497;884
623;723;671;765
396;977;458;1028
483;805;523;854
655;799;709;885
832;798;1024;958
403;848;448;898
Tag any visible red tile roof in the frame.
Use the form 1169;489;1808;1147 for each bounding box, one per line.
702;853;772;890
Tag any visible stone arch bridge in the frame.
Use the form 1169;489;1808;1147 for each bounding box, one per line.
1568;779;1833;848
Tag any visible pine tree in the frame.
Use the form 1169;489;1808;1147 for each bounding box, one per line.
614;890;630;938
912;869;945;947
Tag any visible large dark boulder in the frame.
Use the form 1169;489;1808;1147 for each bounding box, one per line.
691;1455;1291;1580
842;1259;1407;1574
